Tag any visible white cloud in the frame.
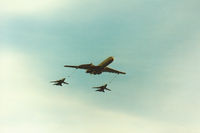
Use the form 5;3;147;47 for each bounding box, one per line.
0;0;71;16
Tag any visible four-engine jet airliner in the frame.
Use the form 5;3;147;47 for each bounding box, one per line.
50;78;69;86
64;56;126;75
93;84;111;92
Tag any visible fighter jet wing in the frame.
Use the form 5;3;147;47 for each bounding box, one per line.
50;80;59;83
103;67;126;74
63;82;69;84
53;83;61;86
106;88;111;91
92;86;100;89
64;63;93;69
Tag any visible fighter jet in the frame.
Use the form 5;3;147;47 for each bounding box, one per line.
50;78;69;86
92;84;111;92
64;56;126;75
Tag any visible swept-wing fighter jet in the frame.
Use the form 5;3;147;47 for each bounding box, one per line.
64;56;126;75
93;84;111;92
50;78;69;86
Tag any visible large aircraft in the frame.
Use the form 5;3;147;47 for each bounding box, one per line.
50;78;69;86
93;84;111;92
64;56;126;75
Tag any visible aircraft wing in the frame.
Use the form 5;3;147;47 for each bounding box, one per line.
106;88;111;91
63;82;69;84
64;63;93;69
50;80;58;83
92;86;100;89
103;67;126;74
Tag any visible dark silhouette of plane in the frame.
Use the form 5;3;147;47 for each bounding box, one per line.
64;56;126;75
93;84;111;92
50;78;68;86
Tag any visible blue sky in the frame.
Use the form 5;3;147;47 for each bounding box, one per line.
1;0;200;133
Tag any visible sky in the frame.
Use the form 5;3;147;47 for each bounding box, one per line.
1;0;200;133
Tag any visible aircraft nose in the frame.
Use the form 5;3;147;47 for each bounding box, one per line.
109;56;114;61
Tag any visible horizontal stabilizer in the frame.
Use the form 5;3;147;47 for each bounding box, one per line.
103;67;126;74
64;65;78;68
